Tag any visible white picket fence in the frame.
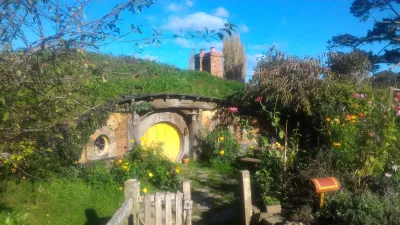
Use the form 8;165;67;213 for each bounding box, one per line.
107;179;193;225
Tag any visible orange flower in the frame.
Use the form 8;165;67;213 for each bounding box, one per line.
359;113;365;118
325;117;331;122
345;115;351;121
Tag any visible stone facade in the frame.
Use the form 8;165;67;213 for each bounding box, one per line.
79;96;220;163
194;47;224;78
79;95;260;164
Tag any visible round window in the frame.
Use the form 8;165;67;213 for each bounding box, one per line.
94;135;109;155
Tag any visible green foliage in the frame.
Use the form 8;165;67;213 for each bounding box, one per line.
319;81;400;189
290;205;315;225
318;190;400;225
81;162;116;188
263;195;280;206
197;127;240;171
111;145;179;190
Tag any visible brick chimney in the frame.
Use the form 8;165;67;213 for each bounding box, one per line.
194;47;223;78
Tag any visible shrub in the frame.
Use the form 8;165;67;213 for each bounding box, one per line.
317;190;400;225
197;127;240;170
111;144;179;190
81;162;116;188
290;205;315;225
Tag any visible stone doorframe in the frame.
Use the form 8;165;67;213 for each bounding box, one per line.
127;110;192;162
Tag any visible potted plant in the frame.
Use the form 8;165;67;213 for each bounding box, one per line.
182;154;190;164
264;196;281;214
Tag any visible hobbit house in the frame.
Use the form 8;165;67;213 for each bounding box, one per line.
79;94;229;163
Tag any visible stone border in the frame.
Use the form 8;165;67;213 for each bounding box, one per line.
137;111;190;162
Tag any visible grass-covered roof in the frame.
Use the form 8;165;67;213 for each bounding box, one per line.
84;53;243;103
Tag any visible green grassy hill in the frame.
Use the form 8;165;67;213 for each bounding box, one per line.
83;53;244;103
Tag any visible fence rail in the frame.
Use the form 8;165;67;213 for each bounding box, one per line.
107;179;192;225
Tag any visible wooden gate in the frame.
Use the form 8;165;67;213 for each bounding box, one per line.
107;179;193;225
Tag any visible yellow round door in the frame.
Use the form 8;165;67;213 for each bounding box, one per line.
141;123;181;161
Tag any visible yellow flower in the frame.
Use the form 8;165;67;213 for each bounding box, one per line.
220;150;225;155
219;136;225;141
119;186;123;191
122;165;129;171
351;120;356;123
140;137;147;143
111;159;114;163
130;139;135;143
118;159;123;164
325;117;331;122
333;142;341;147
166;172;170;176
142;188;148;194
275;142;281;148
249;144;254;149
175;168;180;173
46;214;49;217
148;172;153;177
334;118;340;123
351;115;357;120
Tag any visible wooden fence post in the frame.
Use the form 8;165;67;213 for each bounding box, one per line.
241;170;252;225
124;179;140;225
183;181;192;225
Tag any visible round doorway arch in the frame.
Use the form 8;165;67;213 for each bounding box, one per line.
141;123;181;161
138;111;189;162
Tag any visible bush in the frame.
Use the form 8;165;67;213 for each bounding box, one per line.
110;144;179;190
197;127;240;170
318;190;400;225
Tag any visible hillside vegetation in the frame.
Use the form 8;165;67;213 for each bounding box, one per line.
84;53;244;102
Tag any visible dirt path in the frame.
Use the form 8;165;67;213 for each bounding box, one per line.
179;163;244;225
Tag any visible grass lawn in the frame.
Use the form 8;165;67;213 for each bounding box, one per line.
0;179;124;225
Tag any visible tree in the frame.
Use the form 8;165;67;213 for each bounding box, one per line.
223;35;246;82
329;0;400;67
0;0;234;175
250;47;326;114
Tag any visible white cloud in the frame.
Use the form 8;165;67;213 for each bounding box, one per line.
185;0;194;7
213;7;229;18
165;3;185;12
174;38;195;48
238;24;249;33
163;12;227;31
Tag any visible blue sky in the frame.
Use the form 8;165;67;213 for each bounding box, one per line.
72;1;388;78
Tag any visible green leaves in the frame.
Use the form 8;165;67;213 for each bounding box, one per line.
3;111;9;121
279;131;285;140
